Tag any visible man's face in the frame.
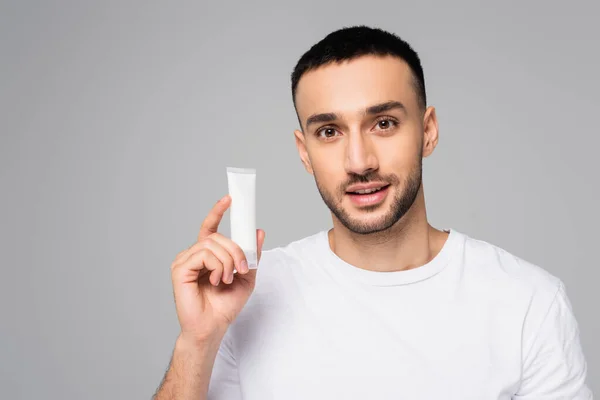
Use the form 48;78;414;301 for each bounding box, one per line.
294;55;436;235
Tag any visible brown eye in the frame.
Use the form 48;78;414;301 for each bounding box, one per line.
378;120;390;129
323;128;336;137
374;118;398;131
316;127;339;139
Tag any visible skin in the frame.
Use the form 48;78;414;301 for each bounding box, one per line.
293;54;449;272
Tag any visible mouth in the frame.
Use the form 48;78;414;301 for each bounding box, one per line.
346;184;390;195
345;184;391;207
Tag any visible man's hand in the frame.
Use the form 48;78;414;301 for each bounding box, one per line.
171;194;265;343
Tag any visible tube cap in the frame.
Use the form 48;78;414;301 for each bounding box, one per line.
245;250;258;269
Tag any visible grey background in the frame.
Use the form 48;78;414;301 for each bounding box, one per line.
1;1;598;398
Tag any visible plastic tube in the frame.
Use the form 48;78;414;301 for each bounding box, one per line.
226;167;258;269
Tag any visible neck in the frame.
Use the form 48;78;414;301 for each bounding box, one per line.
328;188;448;273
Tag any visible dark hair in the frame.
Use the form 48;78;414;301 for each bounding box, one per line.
291;25;426;119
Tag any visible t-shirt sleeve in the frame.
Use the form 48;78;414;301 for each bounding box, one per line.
207;329;242;400
513;282;593;399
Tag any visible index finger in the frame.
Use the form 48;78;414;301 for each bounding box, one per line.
198;194;231;241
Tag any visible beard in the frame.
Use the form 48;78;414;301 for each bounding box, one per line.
314;158;422;235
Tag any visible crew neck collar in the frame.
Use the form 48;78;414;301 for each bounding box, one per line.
319;228;464;286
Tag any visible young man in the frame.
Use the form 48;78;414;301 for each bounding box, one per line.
155;26;592;399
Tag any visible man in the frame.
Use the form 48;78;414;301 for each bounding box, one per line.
154;26;592;399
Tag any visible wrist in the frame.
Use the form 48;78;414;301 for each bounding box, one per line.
176;328;226;354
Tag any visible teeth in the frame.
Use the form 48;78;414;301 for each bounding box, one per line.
354;187;381;194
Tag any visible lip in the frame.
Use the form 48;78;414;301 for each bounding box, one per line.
346;182;389;193
346;185;390;207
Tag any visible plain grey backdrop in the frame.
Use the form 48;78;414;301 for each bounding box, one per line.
1;1;598;398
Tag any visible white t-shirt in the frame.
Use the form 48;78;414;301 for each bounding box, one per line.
207;229;592;399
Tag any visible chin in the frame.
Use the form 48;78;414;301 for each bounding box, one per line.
344;221;396;235
338;208;398;235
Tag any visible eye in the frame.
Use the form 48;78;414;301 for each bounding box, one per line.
374;117;399;131
315;127;340;140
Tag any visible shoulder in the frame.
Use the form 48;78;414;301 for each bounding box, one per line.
454;230;566;334
458;230;562;298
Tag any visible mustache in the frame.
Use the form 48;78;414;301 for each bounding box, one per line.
339;172;400;192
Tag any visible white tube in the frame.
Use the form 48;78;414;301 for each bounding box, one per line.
226;167;258;269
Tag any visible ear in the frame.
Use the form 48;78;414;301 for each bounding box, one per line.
422;106;439;158
294;129;314;175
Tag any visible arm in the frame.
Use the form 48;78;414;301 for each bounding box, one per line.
153;333;224;400
513;282;593;399
153;195;265;399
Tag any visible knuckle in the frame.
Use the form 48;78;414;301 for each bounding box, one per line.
208;232;222;241
197;248;210;259
198;238;211;249
199;235;215;247
180;250;203;269
201;251;218;270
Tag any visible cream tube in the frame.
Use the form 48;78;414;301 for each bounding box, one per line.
226;167;258;269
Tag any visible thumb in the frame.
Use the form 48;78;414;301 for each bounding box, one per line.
256;229;266;263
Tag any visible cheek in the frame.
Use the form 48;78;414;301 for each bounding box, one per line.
376;136;420;171
310;147;341;174
310;151;345;190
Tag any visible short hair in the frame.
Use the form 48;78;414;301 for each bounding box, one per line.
291;25;427;122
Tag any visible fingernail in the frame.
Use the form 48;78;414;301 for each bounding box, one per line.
240;260;248;273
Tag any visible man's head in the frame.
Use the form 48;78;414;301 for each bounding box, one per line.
291;26;439;235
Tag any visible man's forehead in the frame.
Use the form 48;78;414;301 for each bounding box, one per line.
295;55;416;117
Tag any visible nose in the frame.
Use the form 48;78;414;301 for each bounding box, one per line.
344;132;379;176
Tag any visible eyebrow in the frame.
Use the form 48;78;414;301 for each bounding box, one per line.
305;101;406;130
